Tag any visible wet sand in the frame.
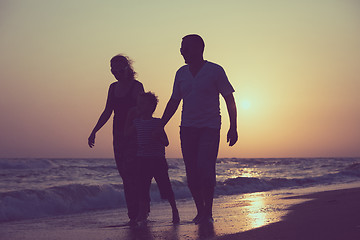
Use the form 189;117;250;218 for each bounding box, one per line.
217;187;360;240
1;186;360;240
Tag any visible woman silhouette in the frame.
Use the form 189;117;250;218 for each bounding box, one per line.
88;54;144;224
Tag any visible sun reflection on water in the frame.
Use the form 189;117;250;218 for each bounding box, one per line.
225;167;262;180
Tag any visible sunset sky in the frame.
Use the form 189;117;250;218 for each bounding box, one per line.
1;0;359;158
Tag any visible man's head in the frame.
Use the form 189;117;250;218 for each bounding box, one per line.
180;34;205;64
137;91;159;116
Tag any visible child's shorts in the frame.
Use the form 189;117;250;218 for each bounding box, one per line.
137;156;175;200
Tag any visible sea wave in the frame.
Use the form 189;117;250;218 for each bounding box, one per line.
217;166;360;195
1;166;360;223
1;157;359;222
0;184;124;222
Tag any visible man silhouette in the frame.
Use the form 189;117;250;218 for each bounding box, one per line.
161;34;238;224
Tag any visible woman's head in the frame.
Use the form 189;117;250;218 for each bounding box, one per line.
110;54;136;81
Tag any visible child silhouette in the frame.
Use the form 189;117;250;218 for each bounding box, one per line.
125;92;180;224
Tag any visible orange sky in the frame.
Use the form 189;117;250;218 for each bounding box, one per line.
1;0;359;158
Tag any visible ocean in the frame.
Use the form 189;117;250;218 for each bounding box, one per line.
1;157;360;223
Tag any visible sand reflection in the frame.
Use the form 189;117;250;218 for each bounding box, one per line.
242;191;295;231
246;193;268;228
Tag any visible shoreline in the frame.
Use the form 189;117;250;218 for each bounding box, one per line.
1;184;360;240
217;187;360;240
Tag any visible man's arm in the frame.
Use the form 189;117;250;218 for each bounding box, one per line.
152;98;180;145
159;128;169;147
224;93;238;146
161;98;181;127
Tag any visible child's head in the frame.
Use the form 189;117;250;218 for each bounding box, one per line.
137;92;158;116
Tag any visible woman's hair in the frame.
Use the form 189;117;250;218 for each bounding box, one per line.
110;54;137;80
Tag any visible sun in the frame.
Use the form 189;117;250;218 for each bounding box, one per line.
233;93;252;111
240;100;251;110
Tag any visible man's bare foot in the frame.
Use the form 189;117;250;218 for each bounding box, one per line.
172;209;180;224
192;213;202;224
198;216;214;225
126;219;138;227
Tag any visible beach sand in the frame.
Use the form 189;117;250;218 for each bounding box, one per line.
217;187;360;240
1;185;360;240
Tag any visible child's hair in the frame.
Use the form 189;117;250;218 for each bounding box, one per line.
139;91;158;114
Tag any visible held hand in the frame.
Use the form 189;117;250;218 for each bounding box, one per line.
227;127;238;147
88;133;96;148
152;126;169;147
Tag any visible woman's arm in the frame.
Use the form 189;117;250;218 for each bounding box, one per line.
88;84;114;148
